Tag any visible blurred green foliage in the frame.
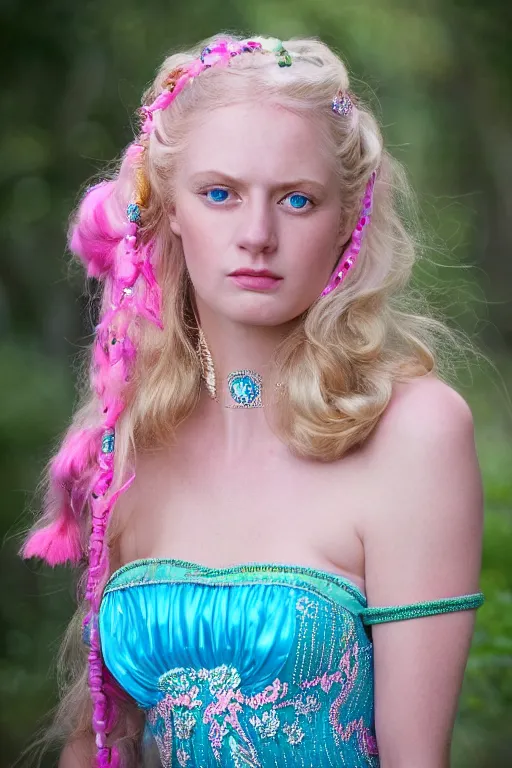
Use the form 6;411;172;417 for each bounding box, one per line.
1;0;511;765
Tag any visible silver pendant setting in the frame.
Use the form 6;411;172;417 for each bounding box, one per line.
226;370;263;408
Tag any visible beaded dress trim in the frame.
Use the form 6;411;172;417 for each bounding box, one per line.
100;557;484;625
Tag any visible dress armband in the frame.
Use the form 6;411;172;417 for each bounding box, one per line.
362;592;485;626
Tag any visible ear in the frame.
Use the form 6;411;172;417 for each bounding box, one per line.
169;206;181;237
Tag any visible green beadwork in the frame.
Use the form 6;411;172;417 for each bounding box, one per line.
362;592;485;625
102;557;368;615
102;557;485;628
273;40;293;68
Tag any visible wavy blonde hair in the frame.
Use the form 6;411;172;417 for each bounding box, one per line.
20;32;479;765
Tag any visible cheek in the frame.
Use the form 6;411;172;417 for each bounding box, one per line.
289;215;340;281
177;198;232;259
177;211;229;306
176;207;215;275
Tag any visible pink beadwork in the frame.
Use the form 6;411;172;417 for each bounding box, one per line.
140;39;265;135
71;146;163;764
321;170;377;297
145;644;377;766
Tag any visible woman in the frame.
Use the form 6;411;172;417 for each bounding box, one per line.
21;34;485;768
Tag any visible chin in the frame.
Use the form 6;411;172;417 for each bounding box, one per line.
228;303;308;328
200;290;314;327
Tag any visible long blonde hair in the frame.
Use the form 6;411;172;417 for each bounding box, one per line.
20;32;480;765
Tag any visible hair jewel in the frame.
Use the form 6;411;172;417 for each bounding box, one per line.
126;203;141;224
163;65;186;92
332;89;353;116
273;40;293;67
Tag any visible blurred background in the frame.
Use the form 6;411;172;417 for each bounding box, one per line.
1;0;511;765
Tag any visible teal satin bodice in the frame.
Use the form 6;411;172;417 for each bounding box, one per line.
97;558;484;767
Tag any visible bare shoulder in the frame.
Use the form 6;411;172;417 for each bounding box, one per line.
365;372;480;508
373;372;474;445
361;372;484;604
110;449;176;570
361;372;477;487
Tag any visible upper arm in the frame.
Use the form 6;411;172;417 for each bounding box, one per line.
59;739;94;768
363;378;484;766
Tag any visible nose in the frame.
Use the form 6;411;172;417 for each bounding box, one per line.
236;194;278;256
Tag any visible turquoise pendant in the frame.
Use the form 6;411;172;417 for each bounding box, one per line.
226;370;263;408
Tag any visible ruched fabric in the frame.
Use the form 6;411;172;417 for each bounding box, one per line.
99;559;378;767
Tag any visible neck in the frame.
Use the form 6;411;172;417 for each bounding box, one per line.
194;303;295;439
201;319;288;405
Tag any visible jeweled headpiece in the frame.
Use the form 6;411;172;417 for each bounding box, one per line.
140;37;294;135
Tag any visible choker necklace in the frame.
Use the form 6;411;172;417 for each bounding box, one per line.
196;327;264;409
226;370;263;408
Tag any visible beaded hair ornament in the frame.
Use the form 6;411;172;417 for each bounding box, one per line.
21;36;376;766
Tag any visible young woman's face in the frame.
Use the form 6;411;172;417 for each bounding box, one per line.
170;100;343;326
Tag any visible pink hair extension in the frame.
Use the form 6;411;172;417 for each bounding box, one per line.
321;171;377;297
21;510;82;566
69;181;123;279
78;146;162;764
21;426;104;565
23;140;163;764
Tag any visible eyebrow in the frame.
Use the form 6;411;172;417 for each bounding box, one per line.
188;171;328;196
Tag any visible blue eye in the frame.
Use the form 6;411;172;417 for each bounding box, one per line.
206;188;229;203
286;194;310;210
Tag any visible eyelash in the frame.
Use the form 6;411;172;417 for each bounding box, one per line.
200;187;315;211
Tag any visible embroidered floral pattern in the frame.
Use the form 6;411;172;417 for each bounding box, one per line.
294;693;322;718
282;721;306;745
175;712;196;739
249;709;280;739
296;595;319;619
146;644;378;767
176;746;190;766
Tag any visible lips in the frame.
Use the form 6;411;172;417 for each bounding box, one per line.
228;268;283;292
229;268;282;279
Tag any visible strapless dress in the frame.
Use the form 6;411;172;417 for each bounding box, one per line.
94;558;484;767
